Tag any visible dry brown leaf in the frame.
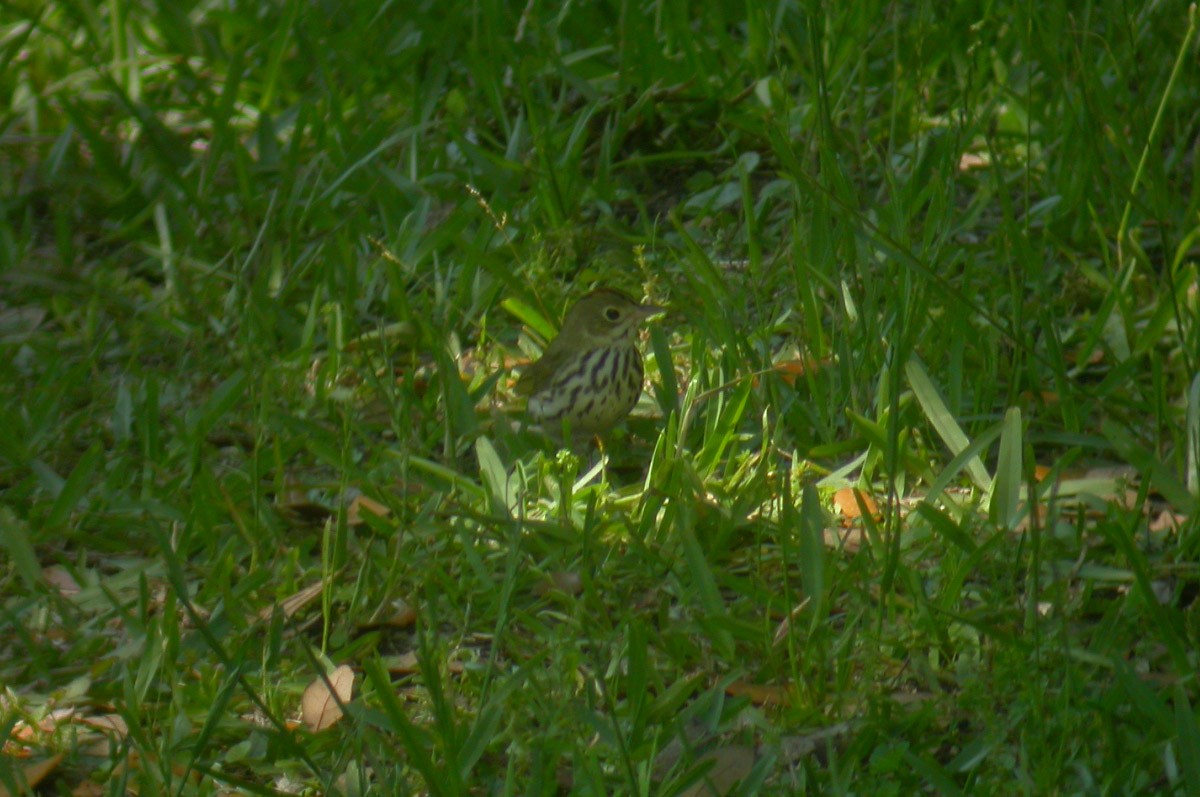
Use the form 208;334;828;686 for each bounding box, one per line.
70;778;106;797
347;494;390;526
772;598;811;646
769;357;823;384
1148;509;1187;533
7;708;78;753
76;713;131;757
778;721;858;766
958;152;988;171
387;651;421;675
42;566;81;596
276;500;334;525
832;487;878;522
77;713;129;736
258;581;325;622
0;754;63;797
386;650;465;676
725;679;790;707
680;746;756;797
384;598;418;628
823;525;864;552
301;665;355;732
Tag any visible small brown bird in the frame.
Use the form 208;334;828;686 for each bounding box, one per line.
517;288;664;439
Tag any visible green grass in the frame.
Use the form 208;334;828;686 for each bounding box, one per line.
2;0;1200;793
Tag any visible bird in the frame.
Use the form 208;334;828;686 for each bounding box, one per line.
516;288;664;441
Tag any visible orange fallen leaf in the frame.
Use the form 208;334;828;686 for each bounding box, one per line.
752;356;828;387
725;679;790;707
833;487;878;522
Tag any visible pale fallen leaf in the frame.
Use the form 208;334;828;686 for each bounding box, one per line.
1148;509;1186;533
387;651;421;675
534;571;583;597
772;598;811;646
301;665;355;732
258;581;325;622
958;152;988;170
778;721;857;766
77;713;129;736
680;746;755;797
7;708;77;751
385;650;465;676
77;712;130;756
43;566;81;596
823;525;864;552
347;494;390;526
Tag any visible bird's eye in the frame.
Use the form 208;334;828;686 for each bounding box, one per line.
604;307;622;321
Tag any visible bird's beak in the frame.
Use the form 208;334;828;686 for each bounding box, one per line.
639;302;667;320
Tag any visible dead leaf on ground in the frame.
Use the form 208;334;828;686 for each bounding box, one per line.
258;581;325;622
772;598;810;646
70;778;106;796
766;356;826;385
384;598;418;628
958;152;988;170
76;713;130;756
275;495;334;525
679;745;756;797
1148;509;1187;533
778;721;858;767
387;651;421;675
301;665;355;732
42;566;81;596
385;651;465;676
347;494;390;526
77;714;129;736
823;525;864;552
6;708;77;753
533;571;583;597
832;487;878;523
725;679;790;708
0;753;63;797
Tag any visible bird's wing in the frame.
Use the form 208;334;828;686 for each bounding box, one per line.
515;344;570;396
